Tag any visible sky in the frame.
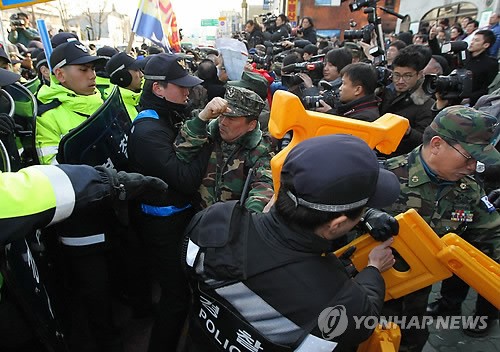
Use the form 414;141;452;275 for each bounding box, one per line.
124;0;263;37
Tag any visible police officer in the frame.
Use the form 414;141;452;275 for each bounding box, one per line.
382;106;500;351
34;42;131;351
183;134;400;351
105;52;146;120
174;85;274;212
95;46;119;99
127;52;212;351
0;63;169;349
36;40;107;165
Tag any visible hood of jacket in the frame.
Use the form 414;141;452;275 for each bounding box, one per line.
254;207;335;254
37;77;103;116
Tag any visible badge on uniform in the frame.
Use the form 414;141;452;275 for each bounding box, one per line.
480;195;496;213
451;209;474;222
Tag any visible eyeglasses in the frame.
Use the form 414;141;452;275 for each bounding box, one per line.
446;141;473;161
392;72;417;82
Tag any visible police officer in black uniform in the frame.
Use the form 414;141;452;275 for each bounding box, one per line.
127;53;212;351
183;134;400;352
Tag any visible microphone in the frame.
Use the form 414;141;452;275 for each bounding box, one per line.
379;7;407;20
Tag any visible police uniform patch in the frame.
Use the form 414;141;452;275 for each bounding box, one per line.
451;209;474;222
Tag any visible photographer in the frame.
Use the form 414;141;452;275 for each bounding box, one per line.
301;48;352;110
267;14;290;42
297;16;317;44
319;62;380;122
244;19;264;49
380;46;435;156
8;13;39;48
465;30;498;106
429;29;497;107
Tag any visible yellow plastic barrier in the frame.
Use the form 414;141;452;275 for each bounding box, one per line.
357;322;401;352
335;209;453;301
268;90;409;193
438;234;500;309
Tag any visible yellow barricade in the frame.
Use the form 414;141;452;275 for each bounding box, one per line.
357;322;401;352
335;209;453;301
438;234;500;309
268;90;409;193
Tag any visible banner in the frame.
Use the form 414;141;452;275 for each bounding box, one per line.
0;0;53;10
287;0;297;25
132;0;181;52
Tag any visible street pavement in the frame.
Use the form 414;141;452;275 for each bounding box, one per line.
423;283;500;352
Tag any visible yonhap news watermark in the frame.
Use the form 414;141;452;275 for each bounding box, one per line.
318;305;488;340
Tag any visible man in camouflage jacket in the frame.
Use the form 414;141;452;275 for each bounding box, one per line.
381;106;500;351
175;85;274;212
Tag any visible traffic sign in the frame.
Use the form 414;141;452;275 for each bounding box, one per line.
201;19;219;26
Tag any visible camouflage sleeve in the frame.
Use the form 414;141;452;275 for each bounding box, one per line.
174;116;209;163
244;154;274;213
462;199;500;262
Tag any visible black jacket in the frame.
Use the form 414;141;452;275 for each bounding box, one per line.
380;82;435;156
332;94;381;122
247;28;264;49
269;24;290;43
128;97;210;206
300;26;317;44
465;50;498;106
184;202;385;351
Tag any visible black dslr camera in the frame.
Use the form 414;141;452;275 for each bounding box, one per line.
281;60;324;85
302;80;341;110
260;13;277;33
10;14;26;27
423;69;472;100
422;40;472;100
344;23;375;44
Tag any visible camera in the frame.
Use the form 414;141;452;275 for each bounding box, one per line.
344;23;375;44
422;68;472;100
10;14;26;27
249;53;272;70
282;60;324;84
260;13;277;32
303;80;340;110
348;0;379;12
375;65;392;86
281;60;324;75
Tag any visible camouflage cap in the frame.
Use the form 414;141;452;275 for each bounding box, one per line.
227;71;269;100
430;105;500;165
223;85;265;119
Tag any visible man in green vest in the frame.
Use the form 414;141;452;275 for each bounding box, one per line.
36;41;107;165
105;52;146;120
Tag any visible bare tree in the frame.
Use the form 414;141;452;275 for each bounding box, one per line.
82;0;108;40
58;0;70;30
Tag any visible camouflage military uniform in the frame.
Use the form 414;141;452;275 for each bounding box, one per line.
381;105;500;352
175;86;274;213
384;148;500;259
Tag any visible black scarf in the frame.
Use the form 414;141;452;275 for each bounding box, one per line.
138;88;187;123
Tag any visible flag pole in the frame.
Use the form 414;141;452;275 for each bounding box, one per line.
126;32;135;54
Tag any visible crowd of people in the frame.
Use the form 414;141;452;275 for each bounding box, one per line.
0;9;499;352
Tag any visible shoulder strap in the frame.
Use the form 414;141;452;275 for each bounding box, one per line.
133;109;159;123
37;99;61;116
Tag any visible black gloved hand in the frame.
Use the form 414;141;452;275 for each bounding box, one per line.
488;189;500;209
362;208;399;242
95;166;169;224
0;113;16;137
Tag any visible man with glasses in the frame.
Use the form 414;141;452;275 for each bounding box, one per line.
174;85;274;212
380;48;435;156
381;105;500;351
